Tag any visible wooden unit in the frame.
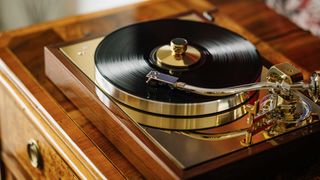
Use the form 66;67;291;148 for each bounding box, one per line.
1;0;320;179
0;62;118;179
0;83;77;179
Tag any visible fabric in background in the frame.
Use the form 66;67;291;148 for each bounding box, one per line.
266;0;320;36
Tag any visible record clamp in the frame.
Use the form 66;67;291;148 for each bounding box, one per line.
152;37;201;72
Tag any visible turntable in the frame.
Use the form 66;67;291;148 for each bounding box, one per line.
44;12;320;179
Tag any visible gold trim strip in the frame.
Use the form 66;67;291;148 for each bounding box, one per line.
96;88;249;130
96;68;250;116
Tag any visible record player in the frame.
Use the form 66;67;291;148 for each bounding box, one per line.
44;11;320;179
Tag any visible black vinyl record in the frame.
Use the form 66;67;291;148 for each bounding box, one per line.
95;19;262;105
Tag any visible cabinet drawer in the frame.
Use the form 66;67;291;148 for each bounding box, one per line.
0;85;78;179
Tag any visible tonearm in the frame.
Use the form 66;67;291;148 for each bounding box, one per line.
146;63;320;146
146;63;319;102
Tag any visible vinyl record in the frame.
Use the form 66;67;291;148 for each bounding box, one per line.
95;19;262;116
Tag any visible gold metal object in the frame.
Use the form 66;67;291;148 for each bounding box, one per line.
170;38;188;55
310;71;320;103
267;63;303;84
240;101;259;146
27;139;43;169
172;93;313;143
246;100;260;124
178;128;247;141
155;38;201;69
96;89;248;130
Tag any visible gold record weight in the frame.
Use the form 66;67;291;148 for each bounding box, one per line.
155;38;201;70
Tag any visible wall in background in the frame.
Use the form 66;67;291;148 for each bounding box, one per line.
0;0;142;31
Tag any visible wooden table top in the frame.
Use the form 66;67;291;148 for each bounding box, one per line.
0;0;320;179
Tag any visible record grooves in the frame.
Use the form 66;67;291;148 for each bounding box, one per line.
95;19;262;116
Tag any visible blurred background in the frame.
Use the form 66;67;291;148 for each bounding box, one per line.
0;0;319;36
0;0;142;31
266;0;320;36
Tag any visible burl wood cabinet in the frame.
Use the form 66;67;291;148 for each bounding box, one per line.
1;0;320;179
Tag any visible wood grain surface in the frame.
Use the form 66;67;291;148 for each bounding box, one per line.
0;84;77;179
